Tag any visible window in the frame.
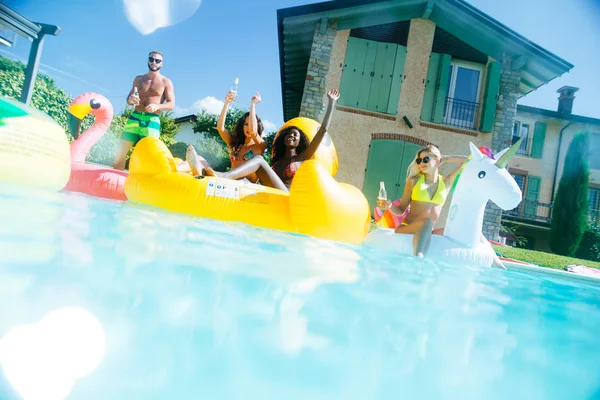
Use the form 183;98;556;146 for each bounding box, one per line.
512;173;526;193
513;121;530;156
512;121;546;159
421;54;500;133
338;36;406;115
589;188;600;212
443;61;483;130
589;187;600;225
590;133;600;170
506;173;545;222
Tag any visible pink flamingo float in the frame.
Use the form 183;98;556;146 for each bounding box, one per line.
65;92;128;200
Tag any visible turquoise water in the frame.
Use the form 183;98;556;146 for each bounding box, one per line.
1;184;600;400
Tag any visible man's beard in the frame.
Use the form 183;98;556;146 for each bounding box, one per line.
148;63;161;72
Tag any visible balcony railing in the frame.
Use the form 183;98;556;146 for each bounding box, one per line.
511;135;534;157
503;203;600;228
442;97;480;130
589;209;600;226
503;200;553;224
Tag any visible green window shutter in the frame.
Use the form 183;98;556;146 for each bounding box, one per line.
530;121;547;158
479;61;502;132
357;40;378;110
421;52;441;122
363;140;406;209
367;42;398;113
432;54;452;124
386;44;406;115
339;37;368;108
397;142;422;189
524;175;541;217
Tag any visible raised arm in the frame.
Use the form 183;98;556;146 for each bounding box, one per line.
442;155;469;190
216;90;236;147
299;88;340;161
248;92;266;151
388;176;415;216
157;78;175;111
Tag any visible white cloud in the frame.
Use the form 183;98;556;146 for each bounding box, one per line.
173;96;224;117
262;120;278;133
123;0;202;36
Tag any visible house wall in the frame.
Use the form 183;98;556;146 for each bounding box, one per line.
510;111;600;204
298;17;526;237
173;121;197;145
322;19;493;187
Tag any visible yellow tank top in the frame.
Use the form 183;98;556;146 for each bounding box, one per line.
411;174;447;205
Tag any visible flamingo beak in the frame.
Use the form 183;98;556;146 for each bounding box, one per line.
67;102;91;139
495;137;523;169
68;102;91;120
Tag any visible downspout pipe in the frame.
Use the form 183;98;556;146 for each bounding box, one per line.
551;121;573;200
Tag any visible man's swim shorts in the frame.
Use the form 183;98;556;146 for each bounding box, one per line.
120;110;161;144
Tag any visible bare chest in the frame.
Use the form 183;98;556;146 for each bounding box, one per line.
138;77;165;97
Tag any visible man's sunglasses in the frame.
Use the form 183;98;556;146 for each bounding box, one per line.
148;57;162;64
415;156;430;165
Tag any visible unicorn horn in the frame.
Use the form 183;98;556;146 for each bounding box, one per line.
495;137;523;169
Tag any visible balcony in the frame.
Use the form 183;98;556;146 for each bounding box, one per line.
511;135;534;157
503;200;553;225
503;202;600;228
442;97;480;130
590;209;600;226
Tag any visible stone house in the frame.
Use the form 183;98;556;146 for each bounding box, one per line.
276;0;573;240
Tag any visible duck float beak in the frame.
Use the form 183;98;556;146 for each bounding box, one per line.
67;102;91;139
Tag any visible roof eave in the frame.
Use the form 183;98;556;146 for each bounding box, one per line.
277;0;574;119
0;4;60;41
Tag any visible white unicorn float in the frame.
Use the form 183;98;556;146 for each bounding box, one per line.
364;140;523;267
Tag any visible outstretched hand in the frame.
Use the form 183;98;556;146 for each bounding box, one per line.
251;92;262;105
327;88;340;102
225;90;237;104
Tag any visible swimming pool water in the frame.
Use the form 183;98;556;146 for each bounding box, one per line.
0;183;599;400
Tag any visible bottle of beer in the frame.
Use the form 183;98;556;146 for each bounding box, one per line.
377;181;388;210
230;77;239;101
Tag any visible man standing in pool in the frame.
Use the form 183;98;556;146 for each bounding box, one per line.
113;50;176;171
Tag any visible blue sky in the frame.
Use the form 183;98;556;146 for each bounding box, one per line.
2;0;599;134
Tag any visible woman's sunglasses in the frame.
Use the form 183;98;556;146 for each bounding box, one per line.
415;156;430;165
148;57;162;64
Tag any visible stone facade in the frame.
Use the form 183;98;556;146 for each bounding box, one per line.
491;53;521;151
482;53;522;241
299;19;337;121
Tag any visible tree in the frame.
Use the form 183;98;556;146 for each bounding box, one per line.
0;56;92;138
550;132;590;256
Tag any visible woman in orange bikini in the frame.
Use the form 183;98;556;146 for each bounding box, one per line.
181;90;266;182
386;145;467;258
187;88;340;192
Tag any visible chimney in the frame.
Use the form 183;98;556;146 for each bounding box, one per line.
557;86;579;114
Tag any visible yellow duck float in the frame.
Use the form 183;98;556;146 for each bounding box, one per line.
124;117;371;244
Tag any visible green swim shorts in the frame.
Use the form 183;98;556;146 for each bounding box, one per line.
120;110;161;144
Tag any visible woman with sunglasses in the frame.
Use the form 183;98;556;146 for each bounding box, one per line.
385;145;468;258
